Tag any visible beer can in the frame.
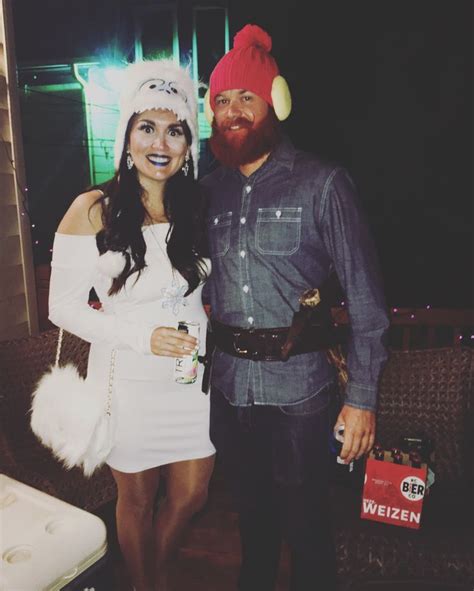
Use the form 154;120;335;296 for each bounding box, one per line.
331;424;354;472
174;321;200;384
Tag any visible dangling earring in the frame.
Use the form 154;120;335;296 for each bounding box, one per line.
181;154;190;177
126;152;134;170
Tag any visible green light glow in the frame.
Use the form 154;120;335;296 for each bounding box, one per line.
74;2;229;183
73;63;121;185
192;6;229;140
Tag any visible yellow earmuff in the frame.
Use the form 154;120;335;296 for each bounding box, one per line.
271;76;292;121
203;76;292;124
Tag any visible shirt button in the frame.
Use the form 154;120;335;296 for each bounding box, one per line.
240;250;246;258
243;285;249;293
240;217;246;224
248;316;254;324
213;217;218;225
276;210;282;218
245;185;251;194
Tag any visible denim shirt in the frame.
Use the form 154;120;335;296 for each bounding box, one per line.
201;137;389;411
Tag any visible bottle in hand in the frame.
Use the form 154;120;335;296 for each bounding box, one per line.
331;424;354;472
174;321;199;384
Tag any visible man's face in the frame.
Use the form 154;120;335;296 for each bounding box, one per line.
213;89;269;143
210;88;280;168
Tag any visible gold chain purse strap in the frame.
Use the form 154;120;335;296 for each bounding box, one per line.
55;328;116;415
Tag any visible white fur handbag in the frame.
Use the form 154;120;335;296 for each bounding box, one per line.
30;329;116;476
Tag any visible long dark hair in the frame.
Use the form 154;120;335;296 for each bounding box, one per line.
94;116;208;296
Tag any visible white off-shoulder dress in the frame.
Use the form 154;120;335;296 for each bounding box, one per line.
49;223;215;473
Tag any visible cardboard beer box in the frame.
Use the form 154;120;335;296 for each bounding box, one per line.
360;447;429;530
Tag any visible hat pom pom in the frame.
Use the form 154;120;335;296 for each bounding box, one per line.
97;250;127;278
234;24;272;52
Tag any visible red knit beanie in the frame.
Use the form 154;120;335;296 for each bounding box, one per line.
209;24;279;108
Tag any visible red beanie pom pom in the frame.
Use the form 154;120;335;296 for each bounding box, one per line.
233;24;272;52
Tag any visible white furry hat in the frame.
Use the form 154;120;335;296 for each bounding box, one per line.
114;60;199;179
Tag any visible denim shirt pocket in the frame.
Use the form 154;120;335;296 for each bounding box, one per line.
255;206;302;255
208;211;232;257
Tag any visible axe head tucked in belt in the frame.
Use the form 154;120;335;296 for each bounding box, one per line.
280;286;349;388
280;288;331;361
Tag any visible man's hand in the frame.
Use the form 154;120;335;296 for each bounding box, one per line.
334;405;376;464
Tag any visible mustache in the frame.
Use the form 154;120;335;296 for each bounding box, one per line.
209;109;281;169
220;117;253;131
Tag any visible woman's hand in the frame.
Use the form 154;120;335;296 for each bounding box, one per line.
150;326;198;357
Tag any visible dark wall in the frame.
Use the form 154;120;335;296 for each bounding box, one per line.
11;0;472;306
13;0;135;63
228;0;472;307
19;86;90;261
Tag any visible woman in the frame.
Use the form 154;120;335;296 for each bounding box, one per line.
48;60;215;591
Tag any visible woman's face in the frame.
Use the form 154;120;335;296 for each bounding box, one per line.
127;109;189;186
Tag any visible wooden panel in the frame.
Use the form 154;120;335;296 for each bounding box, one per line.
0;43;5;77
0;139;12;173
0;171;15;203
0;234;21;266
0;263;24;299
0;292;27;331
0;203;18;236
0;106;10;142
0;2;39;338
0;74;7;108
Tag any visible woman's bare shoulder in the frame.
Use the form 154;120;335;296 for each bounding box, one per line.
57;189;104;235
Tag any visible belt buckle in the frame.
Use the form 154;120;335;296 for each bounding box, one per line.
232;330;254;357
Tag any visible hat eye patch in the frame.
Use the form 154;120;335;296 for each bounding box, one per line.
138;78;187;103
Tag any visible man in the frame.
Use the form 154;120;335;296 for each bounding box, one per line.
201;24;389;591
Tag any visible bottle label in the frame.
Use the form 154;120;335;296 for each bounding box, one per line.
174;321;200;384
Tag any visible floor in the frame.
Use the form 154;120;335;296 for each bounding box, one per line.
104;460;291;591
97;464;469;591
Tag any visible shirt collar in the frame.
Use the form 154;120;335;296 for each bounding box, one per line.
267;135;296;172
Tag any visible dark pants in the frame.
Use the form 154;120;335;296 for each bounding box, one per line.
210;385;337;591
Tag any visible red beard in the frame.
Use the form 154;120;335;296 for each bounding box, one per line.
209;110;281;169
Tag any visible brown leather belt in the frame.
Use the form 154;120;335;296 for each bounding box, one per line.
210;319;347;362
